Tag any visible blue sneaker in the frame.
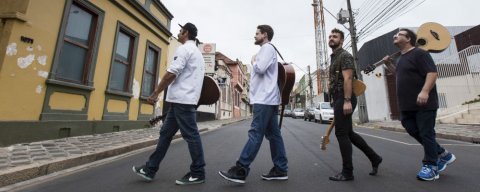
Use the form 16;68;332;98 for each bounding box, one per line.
438;153;456;172
417;165;439;181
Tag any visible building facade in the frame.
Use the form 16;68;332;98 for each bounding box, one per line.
0;0;173;146
215;52;234;119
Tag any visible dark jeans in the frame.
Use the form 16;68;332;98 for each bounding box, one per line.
145;103;206;177
400;110;446;166
237;104;288;175
333;91;380;176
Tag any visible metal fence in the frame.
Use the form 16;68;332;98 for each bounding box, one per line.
436;45;480;111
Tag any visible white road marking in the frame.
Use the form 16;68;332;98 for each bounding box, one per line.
356;132;480;147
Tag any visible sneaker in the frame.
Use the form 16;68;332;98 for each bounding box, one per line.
417;165;439;181
132;165;154;181
438;153;456;172
329;172;354;181
175;172;205;185
219;163;247;184
261;167;288;180
369;156;383;176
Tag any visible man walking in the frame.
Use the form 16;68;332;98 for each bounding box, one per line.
328;28;382;181
132;23;207;185
218;25;289;184
383;28;455;181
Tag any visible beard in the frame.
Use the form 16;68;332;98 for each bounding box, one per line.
329;42;340;49
254;38;263;45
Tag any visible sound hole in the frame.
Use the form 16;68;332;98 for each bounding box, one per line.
417;38;427;46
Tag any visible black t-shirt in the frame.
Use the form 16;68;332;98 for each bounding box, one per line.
395;48;439;111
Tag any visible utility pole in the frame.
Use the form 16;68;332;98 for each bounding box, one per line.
346;0;369;123
308;65;314;106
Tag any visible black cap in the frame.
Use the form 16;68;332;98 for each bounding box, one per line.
178;23;198;38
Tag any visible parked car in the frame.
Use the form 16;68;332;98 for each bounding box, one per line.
304;106;315;121
292;108;304;119
283;109;292;117
314;102;334;124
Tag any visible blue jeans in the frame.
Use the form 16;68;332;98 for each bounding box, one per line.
401;110;446;166
237;104;288;175
145;103;206;177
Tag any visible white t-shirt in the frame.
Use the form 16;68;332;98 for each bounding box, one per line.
166;40;205;105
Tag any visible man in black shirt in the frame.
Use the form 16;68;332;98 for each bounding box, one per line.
327;28;382;181
383;28;456;181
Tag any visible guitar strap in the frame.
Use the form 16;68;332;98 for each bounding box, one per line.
268;43;285;62
330;51;358;105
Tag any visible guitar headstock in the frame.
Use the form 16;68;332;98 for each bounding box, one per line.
149;114;167;126
363;66;376;74
320;135;330;151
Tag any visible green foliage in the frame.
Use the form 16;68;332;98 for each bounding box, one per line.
462;95;480;105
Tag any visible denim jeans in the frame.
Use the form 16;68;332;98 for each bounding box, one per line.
400;110;446;166
333;91;380;176
145;103;206;177
237;104;288;175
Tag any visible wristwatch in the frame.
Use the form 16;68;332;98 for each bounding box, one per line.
344;97;351;102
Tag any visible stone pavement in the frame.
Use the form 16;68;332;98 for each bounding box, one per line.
357;120;480;144
0;117;251;188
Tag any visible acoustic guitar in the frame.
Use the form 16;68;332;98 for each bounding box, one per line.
149;75;220;125
363;22;451;74
277;62;296;129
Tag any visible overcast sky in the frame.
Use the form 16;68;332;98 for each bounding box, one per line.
161;0;477;81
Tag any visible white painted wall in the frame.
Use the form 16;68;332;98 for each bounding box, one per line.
362;67;392;121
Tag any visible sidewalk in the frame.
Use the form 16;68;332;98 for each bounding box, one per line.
0;117;251;188
357;120;480;144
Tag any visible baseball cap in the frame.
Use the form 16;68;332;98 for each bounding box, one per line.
178;23;198;38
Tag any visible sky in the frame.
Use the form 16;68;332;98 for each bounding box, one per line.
161;0;478;81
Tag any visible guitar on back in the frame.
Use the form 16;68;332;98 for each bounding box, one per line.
149;76;220;125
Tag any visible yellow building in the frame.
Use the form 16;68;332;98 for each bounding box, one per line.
0;0;174;146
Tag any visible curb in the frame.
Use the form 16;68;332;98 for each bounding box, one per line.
0;124;213;187
0;117;252;188
361;125;480;144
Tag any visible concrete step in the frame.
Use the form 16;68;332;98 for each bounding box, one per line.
438;113;464;124
461;113;480;119
469;109;480;115
456;118;480;124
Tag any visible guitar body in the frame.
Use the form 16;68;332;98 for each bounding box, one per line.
416;22;451;53
278;62;295;128
149;75;221;125
198;76;221;105
353;79;366;96
278;62;296;105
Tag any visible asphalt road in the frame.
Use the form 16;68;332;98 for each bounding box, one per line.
17;117;480;192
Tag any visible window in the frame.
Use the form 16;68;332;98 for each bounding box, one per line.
108;22;139;93
222;87;226;102
56;1;100;84
141;43;161;97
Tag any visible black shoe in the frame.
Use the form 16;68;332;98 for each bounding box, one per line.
175;172;205;185
369;156;383;176
329;172;354;181
219;162;247;184
132;165;154;181
261;167;288;180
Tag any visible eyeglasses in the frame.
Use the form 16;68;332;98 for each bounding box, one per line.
394;33;407;38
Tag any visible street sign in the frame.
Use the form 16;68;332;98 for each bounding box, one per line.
198;43;216;73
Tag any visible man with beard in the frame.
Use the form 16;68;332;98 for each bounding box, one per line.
218;25;288;184
327;28;382;181
382;28;455;181
132;23;207;185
